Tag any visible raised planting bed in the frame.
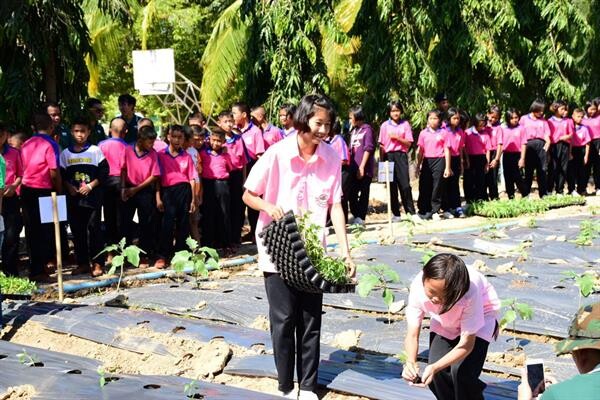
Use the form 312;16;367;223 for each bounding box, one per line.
469;194;586;218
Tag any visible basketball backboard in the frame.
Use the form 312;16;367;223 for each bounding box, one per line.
132;48;175;95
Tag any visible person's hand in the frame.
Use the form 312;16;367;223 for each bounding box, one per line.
156;199;164;212
484;164;490;173
67;185;78;197
345;256;356;280
3;184;17;197
518;158;525;168
490;159;498;169
584;155;589;165
402;361;420;384
544;145;550;153
263;203;284;221
122;187;135;201
443;168;452;178
78;184;92;196
357;166;365;179
189;201;196;214
518;368;533;400
418;364;437;387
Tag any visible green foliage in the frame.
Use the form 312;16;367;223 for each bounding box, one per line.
574;220;600;246
349;223;367;250
469;195;586;218
561;270;599;298
97;238;144;291
357;264;401;316
500;298;534;350
297;213;349;285
16;349;39;367
419;249;436;266
97;366;106;387
0;273;37;295
527;218;538;228
171;237;220;288
184;379;201;398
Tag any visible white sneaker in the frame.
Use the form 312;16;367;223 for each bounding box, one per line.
392;215;402;222
298;390;319;400
571;190;580;197
432;213;441;221
353;217;364;225
279;390;297;399
596;189;600;196
442;211;455;219
410;214;423;224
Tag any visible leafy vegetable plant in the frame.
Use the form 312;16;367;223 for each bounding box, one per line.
16;349;40;366
573;220;600;246
184;379;201;398
419;249;436;266
171;237;220;288
97;367;106;387
499;298;534;351
357;264;401;322
97;238;144;291
349;223;367;250
470;195;585;218
561;270;599;307
0;272;37;295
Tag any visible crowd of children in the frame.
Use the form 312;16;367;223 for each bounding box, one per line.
0;93;599;281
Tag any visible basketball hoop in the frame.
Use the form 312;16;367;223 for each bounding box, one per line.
132;49;175;95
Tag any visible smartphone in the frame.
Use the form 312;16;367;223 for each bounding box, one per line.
526;358;545;394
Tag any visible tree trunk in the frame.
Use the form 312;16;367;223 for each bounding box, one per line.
44;47;58;102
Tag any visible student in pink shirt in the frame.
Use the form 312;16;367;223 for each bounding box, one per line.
442;108;466;218
569;108;592;196
243;94;354;400
20;111;62;282
251;105;284;149
98;117;128;248
154;125;197;268
463;114;491;203
501;109;527;199
519;99;551;197
278;103;297;137
416;110;452;220
582;100;600;194
326;120;351;223
348;105;375;224
200;128;234;250
485;105;503;200
121;125;160;266
403;253;500;400
378;100;417;220
0;123;23;277
547;100;574;194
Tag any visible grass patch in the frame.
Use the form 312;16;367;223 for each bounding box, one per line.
0;272;37;295
469;195;586;218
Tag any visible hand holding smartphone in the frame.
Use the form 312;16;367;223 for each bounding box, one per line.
526;358;545;395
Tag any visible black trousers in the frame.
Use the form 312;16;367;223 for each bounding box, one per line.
463;155;487;203
264;272;322;392
428;332;489;400
442;156;461;210
502;152;524;199
1;196;23;276
586;138;600;190
341;165;352;222
485;150;499;200
67;198;104;266
418;157;445;214
568;146;588;194
245;160;260;236
387;151;416;215
102;176;123;246
20;186;55;277
228;169;244;243
122;186;156;256
348;163;371;220
158;183;192;259
524;139;547;197
201;179;231;248
548;141;570;194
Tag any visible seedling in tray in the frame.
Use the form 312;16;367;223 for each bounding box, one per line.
171;237;220;288
499;298;533;351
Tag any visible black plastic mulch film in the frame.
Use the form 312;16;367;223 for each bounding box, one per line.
259;211;355;294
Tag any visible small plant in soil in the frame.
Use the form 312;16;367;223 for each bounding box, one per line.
0;272;37;295
184;379;202;398
357;264;401;322
16;349;40;366
526;217;537;228
500;298;534;351
419;249;436;266
349;223;367;251
561;270;599;307
171;237;220;288
97;238;144;291
297;213;349;284
97;367;106;387
573;220;600;246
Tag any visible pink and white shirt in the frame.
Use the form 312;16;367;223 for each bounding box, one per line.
245;133;342;273
199;149;233;180
519;114;551;141
224;134;248;171
123;145;160;186
443;127;465;157
2;145;23;187
327;135;349;163
98;138;127;177
240;122;266;161
157;148;197;187
548;116;575;144
581;116;600;141
262;124;284;149
406;267;500;342
464;127;491;156
379;119;413;153
417;127;448;158
501;125;526;153
572;125;591;148
21;134;60;189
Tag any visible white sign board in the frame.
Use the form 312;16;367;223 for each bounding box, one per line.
132;48;175;95
39;195;67;223
378;161;395;183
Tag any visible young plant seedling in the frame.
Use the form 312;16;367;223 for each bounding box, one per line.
561;270;599;308
419;249;436;266
97;238;144;291
499;298;534;351
573;220;600;246
349;223;367;251
357;263;401;323
0;272;37;295
97;366;106;387
184;379;201;398
170;237;220;288
526;217;537;228
16;349;41;367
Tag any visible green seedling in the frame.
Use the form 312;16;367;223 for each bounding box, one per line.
561;270;599;307
297;213;349;284
500;298;534;351
420;249;436;266
0;272;37;295
357;263;401;323
97;238;144;291
471;195;585;218
184;379;201;398
573;220;600;246
171;237;220;288
349;223;367;251
526;217;537;228
16;349;40;366
97;366;106;387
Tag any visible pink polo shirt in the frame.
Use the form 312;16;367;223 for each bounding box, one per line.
157;148;196;187
572;125;591;148
153;139;168;152
263;124;284;149
487;124;503;150
245;133;342;273
418;127;448;158
240;122;266;161
501;125;526;153
98;138;127;177
123;145;160;186
2;145;23;187
200;149;233;180
327;135;349;162
581;116;600;140
224;134;248;171
21;134;59;189
519;114;551;141
464;127;491;156
406;267;500;343
548;116;575;144
443;127;465;157
379;119;413;153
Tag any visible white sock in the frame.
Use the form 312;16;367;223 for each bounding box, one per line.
279;389;297;399
298;390;319;400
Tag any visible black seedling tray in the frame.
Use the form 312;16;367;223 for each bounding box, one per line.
259;211;355;294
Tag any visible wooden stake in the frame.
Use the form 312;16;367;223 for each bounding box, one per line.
51;192;64;302
385;161;393;238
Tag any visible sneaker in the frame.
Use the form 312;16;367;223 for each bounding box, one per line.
456;207;466;218
432;213;441;221
410;214;423;224
353;217;364;225
279;390;297;399
442;211;455;219
417;213;430;220
391;215;402;222
596;189;600;196
571;190;580;197
298;390;319;400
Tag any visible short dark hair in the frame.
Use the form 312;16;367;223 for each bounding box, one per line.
422;253;471;314
349;105;366;122
504;108;521;126
473;112;488;126
190;124;209;137
210;127;226;140
137;117;154;129
118;94;136;106
585;100;596;115
43;101;60;111
279;103;297;118
84;98;102;109
529;99;546;113
71;113;91;129
446;107;460;121
232;102;250;116
189;110;206;122
488;104;501;116
573;108;585;116
427;109;442;120
592;97;600;108
387;100;404;114
137;125;157;141
549;100;567;114
293;94;336;133
459;109;471;129
168;124;185;137
434;92;448;103
218;110;233;120
331;119;342;136
32;111;53;131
